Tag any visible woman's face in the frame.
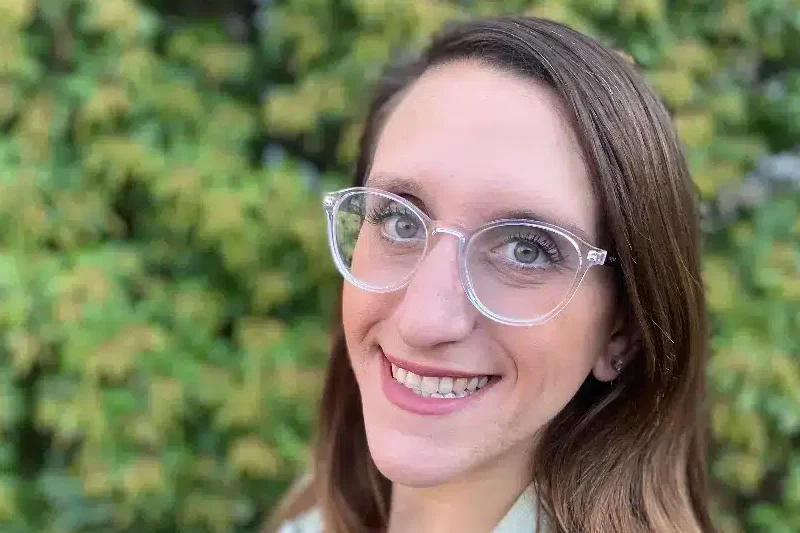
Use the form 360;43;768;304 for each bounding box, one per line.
342;60;626;488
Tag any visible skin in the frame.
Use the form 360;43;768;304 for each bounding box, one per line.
342;60;635;533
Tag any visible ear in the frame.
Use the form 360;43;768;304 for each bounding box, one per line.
592;311;641;382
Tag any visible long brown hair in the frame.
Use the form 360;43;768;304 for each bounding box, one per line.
269;16;713;533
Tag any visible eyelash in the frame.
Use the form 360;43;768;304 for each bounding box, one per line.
365;204;415;225
502;231;563;267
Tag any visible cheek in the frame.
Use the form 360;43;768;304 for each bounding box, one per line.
341;284;367;359
341;284;394;367
503;287;613;415
341;283;359;334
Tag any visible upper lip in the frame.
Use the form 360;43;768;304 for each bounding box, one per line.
382;350;498;378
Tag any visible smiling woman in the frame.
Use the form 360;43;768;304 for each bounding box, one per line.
268;16;712;533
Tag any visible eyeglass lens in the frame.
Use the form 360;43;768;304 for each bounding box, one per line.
332;190;582;321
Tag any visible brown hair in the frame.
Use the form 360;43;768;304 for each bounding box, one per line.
269;16;712;533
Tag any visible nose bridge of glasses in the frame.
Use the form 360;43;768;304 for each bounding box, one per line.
411;223;469;300
430;222;467;244
419;223;467;281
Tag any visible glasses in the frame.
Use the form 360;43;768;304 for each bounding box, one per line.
322;187;616;326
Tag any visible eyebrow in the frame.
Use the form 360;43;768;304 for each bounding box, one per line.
365;173;594;244
364;174;424;196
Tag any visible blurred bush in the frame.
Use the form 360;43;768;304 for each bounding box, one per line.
0;0;796;532
0;1;337;531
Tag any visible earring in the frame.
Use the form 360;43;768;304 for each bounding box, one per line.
612;359;624;374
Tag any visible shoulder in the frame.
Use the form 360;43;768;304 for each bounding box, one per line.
275;507;323;533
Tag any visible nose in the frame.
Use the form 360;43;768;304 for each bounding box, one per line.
394;232;479;349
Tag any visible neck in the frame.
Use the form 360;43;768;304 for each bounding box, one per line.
386;446;533;533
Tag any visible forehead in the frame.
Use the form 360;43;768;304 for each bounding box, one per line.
367;60;599;241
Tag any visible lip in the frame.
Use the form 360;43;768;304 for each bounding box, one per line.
382;351;496;379
379;351;498;416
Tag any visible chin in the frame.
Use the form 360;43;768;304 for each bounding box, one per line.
362;421;477;488
369;444;467;488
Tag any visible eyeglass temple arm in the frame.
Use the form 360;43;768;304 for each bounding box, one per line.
587;249;619;267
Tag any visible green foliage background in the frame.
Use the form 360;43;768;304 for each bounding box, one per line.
0;0;797;531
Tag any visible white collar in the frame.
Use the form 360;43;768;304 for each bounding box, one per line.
490;484;539;533
278;484;541;533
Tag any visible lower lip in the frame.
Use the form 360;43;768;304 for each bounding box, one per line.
379;352;498;416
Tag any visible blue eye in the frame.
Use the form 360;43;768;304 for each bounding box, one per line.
501;240;545;265
366;202;423;242
495;232;562;269
385;214;420;240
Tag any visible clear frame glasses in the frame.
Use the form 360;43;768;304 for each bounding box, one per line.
322;187;616;326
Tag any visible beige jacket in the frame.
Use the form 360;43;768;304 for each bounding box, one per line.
277;484;540;533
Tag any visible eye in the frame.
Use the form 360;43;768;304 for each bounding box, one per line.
499;239;549;266
365;200;424;243
489;229;563;270
381;214;420;241
383;213;422;241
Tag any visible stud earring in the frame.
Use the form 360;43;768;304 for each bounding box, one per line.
612;359;624;374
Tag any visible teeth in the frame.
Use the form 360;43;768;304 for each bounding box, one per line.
390;363;493;399
420;376;439;393
405;371;421;389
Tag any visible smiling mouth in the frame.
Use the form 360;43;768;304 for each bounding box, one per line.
389;362;499;399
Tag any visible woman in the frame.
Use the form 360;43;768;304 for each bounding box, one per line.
269;16;713;533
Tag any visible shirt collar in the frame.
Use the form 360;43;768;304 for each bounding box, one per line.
490;484;540;533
